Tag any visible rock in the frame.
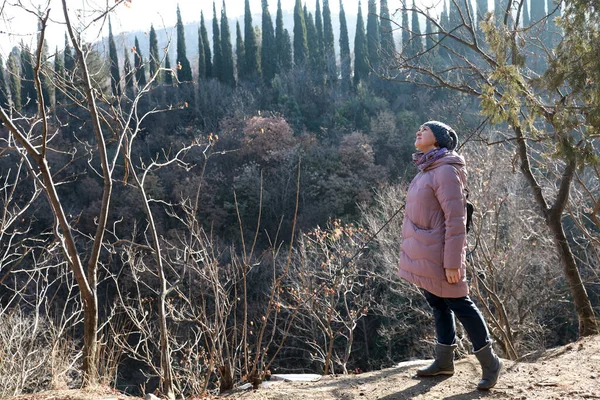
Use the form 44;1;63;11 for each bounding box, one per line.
144;394;160;400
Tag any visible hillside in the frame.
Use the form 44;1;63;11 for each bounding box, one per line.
10;335;600;400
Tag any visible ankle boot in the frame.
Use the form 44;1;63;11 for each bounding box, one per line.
416;343;457;376
474;342;502;390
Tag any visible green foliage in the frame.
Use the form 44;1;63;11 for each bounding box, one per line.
212;3;223;81
200;13;213;79
243;0;260;80
353;3;368;86
322;0;337;84
149;25;160;82
53;47;65;105
134;37;147;88
63;33;75;74
176;5;193;83
220;2;236;86
7;50;21;110
401;3;409;50
198;24;207;81
275;0;291;73
261;0;277;84
123;46;134;96
293;0;308;66
235;21;244;81
19;46;36;110
164;53;173;85
339;1;351;92
108;19;121;97
0;56;9;108
409;0;423;56
379;0;395;58
366;0;380;70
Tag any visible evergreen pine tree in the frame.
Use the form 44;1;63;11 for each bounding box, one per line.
134;37;147;88
322;0;337;83
0;56;8;108
220;1;236;86
276;0;287;72
212;3;223;80
315;0;326;76
425;13;434;51
176;5;193;82
339;0;351;91
281;29;293;71
149;25;160;82
440;1;449;29
305;7;321;80
293;0;308;66
409;0;423;55
235;21;244;80
366;0;380;70
123;47;134;97
164;53;173;85
108;19;121;96
261;0;277;83
522;0;530;26
53;47;65;105
7;51;21;110
20;46;36;109
199;24;207;81
244;0;260;79
379;0;395;57
401;4;409;51
63;33;75;76
201;12;213;79
354;2;369;86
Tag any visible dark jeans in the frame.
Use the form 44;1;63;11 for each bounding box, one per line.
423;290;490;351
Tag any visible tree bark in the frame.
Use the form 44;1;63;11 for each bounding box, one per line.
515;126;598;336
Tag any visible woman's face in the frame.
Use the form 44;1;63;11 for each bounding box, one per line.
415;125;438;152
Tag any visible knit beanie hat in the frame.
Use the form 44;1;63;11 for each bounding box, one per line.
423;121;458;151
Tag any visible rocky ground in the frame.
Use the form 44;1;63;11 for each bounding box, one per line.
9;335;600;400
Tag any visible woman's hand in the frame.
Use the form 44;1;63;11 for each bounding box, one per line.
445;268;461;284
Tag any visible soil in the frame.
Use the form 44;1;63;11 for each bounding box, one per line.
8;335;600;400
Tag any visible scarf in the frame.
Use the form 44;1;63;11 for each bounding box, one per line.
413;147;448;171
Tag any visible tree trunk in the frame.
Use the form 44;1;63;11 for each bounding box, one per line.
82;295;98;385
515;127;598;337
547;214;599;336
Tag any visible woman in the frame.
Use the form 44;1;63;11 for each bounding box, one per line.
398;121;501;390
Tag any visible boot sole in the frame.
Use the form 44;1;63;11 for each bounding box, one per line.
416;370;455;377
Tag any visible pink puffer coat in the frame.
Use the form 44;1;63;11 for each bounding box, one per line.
398;151;469;298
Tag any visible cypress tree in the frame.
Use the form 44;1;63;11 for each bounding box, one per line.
176;5;193;82
164;53;173;85
212;3;223;81
261;0;277;83
244;0;260;79
201;12;213;79
53;47;65;105
322;0;337;83
476;0;488;20
293;0;308;66
220;1;236;86
7;51;21;110
0;56;8;108
235;21;244;80
276;0;287;72
305;8;321;78
409;0;423;56
440;0;449;29
123;47;134;97
149;25;160;82
366;0;380;70
63;33;75;76
20;46;36;109
199;24;207;81
315;0;326;74
339;0;351;91
354;2;369;86
108;19;121;96
379;0;395;57
522;0;530;26
425;13;434;51
401;4;409;51
134;37;147;88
